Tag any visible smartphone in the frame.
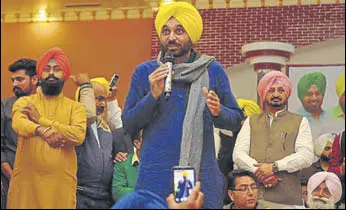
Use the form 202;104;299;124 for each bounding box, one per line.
172;166;196;203
109;74;119;91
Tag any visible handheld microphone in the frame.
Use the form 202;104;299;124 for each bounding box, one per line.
163;51;176;100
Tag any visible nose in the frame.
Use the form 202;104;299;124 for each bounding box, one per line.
247;188;254;195
168;31;176;41
13;79;19;86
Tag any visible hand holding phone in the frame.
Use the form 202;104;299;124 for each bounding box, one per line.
109;74;119;91
173;166;196;203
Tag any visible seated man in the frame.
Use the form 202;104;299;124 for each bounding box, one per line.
307;171;342;209
301;133;336;182
224;169;260;209
112;131;142;202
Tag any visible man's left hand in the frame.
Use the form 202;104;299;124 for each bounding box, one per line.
254;163;274;179
21;103;41;123
203;87;221;117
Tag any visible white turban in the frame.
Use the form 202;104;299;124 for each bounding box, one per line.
314;133;336;157
307;171;342;204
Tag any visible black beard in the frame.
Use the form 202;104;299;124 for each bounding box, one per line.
13;80;33;98
13;87;32;98
96;106;105;114
40;76;65;96
160;40;192;58
320;154;330;162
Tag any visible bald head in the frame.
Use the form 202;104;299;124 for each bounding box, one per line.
92;81;108;115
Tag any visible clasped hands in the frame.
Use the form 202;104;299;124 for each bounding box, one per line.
21;103;67;149
254;163;281;188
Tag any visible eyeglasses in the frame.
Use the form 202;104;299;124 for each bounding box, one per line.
232;185;258;192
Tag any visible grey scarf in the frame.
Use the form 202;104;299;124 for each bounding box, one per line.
157;52;215;177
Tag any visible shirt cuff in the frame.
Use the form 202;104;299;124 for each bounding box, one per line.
38;117;53;127
276;160;286;172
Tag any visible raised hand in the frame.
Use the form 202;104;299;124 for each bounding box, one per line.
69;73;90;86
149;65;169;100
166;181;204;209
202;87;221;117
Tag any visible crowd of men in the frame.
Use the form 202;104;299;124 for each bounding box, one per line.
1;1;345;209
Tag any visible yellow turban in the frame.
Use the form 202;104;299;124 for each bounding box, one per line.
155;2;203;44
75;77;110;101
336;73;345;99
237;99;261;117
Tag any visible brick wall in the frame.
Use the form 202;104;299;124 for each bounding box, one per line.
151;4;345;67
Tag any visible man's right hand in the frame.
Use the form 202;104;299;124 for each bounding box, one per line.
113;152;128;163
41;128;64;148
1;162;13;180
70;73;90;86
149;65;169;100
166;181;204;209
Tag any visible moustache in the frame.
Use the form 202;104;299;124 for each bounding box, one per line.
167;41;180;45
13;86;23;92
320;154;330;162
44;75;59;81
271;97;282;100
311;196;330;203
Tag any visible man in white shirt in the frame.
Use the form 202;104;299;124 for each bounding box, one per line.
233;71;314;209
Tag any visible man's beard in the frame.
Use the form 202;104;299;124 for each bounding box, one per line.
160;40;192;58
320;154;330;162
40;75;65;96
307;195;335;209
96;106;105;115
13;84;32;98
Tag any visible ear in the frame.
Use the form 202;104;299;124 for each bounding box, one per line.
32;75;39;86
228;190;235;202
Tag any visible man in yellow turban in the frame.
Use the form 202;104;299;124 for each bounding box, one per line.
71;74;132;208
7;47;87;208
122;1;244;209
329;73;345;121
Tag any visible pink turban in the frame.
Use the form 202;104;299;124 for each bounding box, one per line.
36;47;71;80
257;71;292;111
307;171;342;203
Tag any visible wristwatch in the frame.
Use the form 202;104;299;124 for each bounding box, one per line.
272;162;279;174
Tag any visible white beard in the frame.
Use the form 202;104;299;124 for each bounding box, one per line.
307;196;335;209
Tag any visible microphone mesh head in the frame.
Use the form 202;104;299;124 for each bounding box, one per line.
163;51;176;64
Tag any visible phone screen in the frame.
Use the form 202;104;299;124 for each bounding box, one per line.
109;74;119;90
173;167;195;203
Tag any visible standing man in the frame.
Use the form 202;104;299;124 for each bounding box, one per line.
233;71;314;208
1;58;38;209
6;47;87;208
121;1;244;208
72;75;130;209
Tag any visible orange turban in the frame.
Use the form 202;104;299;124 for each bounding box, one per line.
36;47;71;80
257;71;292;111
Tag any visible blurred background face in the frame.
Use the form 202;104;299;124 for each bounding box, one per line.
265;83;288;108
11;69;36;98
303;84;324;113
321;141;333;162
92;82;107;115
160;17;192;58
301;185;309;208
307;182;334;209
40;60;65;96
229;176;258;209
